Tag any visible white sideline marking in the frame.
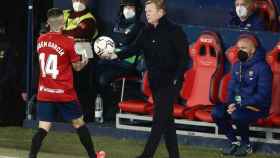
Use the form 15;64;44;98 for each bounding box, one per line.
0;156;18;158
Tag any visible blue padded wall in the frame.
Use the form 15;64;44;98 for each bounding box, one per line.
53;0;280;52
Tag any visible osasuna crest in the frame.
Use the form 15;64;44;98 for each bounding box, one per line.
0;50;5;59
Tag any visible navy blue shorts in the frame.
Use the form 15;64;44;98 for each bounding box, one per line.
37;101;83;122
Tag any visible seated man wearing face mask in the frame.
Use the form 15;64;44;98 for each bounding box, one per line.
96;0;144;121
211;35;272;157
228;0;266;31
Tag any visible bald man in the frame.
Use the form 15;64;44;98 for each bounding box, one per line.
228;0;266;31
211;35;272;156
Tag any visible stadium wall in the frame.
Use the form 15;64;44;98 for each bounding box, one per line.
53;0;280;50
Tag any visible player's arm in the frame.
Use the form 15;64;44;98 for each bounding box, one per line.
69;37;89;71
72;57;88;71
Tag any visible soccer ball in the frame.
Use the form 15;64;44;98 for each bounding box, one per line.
94;36;116;57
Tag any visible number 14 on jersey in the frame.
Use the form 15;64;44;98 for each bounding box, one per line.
39;53;59;79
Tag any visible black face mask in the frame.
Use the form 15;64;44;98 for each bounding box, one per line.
238;50;249;62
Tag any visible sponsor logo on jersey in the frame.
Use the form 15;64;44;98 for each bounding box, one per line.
39;85;64;94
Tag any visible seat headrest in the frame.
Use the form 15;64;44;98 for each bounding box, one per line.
190;31;222;58
266;41;280;64
255;0;279;31
255;0;277;20
225;46;239;64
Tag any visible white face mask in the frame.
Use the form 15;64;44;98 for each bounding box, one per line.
123;8;136;20
73;2;86;12
236;5;248;19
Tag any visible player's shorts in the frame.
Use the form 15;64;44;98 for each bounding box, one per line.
37;101;83;122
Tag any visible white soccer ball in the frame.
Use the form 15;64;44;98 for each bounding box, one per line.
94;36;116;57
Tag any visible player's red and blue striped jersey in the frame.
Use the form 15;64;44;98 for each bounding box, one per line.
37;32;80;102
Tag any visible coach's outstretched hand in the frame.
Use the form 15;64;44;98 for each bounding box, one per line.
99;52;118;60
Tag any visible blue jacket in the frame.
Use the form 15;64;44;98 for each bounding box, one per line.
227;48;272;114
228;11;266;31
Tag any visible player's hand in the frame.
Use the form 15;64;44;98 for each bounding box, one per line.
227;103;236;114
81;52;89;64
81;58;88;65
82;58;89;65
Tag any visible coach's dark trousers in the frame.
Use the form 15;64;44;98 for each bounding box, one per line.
140;82;181;158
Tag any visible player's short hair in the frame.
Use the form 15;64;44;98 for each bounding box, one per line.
47;8;63;19
145;0;166;11
47;8;64;30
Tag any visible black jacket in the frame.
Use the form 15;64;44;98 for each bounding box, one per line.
111;18;145;48
110;3;145;63
119;16;189;89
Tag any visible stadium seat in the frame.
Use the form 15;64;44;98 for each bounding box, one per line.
179;31;224;121
118;70;186;118
218;46;239;104
173;70;196;118
265;41;280;126
172;106;185;118
255;0;279;32
193;46;238;123
118;71;153;114
116;75;142;102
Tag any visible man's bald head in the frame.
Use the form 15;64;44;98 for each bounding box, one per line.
237;37;257;59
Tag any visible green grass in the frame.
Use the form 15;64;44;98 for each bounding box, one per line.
0;127;278;158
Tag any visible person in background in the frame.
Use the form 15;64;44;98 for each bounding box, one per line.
63;0;99;122
212;35;272;157
228;0;266;31
95;0;145;121
63;0;98;40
